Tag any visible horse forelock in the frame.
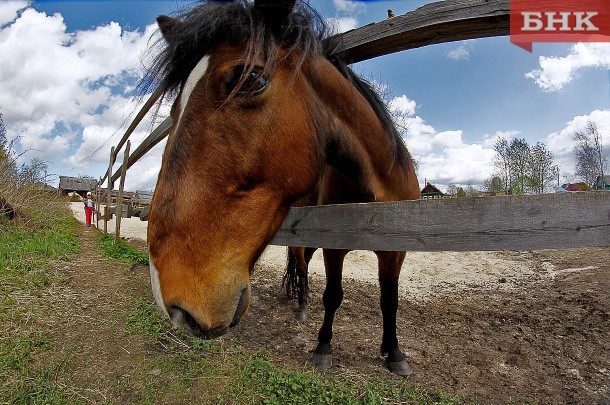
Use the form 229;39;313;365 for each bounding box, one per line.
140;0;327;101
141;0;413;177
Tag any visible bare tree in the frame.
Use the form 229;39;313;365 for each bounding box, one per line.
465;180;478;197
551;165;561;187
573;120;607;186
493;137;511;194
445;182;457;196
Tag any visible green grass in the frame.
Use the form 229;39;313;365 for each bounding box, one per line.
124;300;464;405
0;200;467;404
0;203;81;404
96;232;149;264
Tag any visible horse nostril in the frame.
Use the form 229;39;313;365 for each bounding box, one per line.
167;306;228;339
168;305;209;337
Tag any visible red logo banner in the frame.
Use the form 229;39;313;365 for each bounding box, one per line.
510;0;610;51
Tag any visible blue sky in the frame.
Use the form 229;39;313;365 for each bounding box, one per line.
1;0;608;191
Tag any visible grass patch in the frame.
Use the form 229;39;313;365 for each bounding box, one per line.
123;299;465;404
96;232;148;265
0;202;80;404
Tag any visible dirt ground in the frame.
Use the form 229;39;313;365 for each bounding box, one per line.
70;205;610;404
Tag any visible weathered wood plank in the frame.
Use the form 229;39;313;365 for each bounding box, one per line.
110;117;172;184
115;140;131;241
328;0;510;63
104;146;115;233
99;87;164;186
270;192;610;251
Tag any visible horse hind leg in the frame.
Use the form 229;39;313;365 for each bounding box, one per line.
296;247;317;321
376;250;412;376
282;247;298;299
283;247;311;321
312;248;347;370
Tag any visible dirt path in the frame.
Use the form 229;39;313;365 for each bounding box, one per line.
42;225;153;401
66;207;610;403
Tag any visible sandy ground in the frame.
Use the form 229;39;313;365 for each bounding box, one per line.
68;202;555;301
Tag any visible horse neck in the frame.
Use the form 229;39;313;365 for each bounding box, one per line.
304;57;416;201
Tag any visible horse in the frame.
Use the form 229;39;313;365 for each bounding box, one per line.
283;245;315;320
145;0;420;376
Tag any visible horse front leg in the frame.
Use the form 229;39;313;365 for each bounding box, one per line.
312;248;347;369
376;250;412;376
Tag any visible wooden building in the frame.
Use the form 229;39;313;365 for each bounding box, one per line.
58;176;97;198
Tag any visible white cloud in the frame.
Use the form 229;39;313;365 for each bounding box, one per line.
325;17;358;34
544;109;610;177
0;0;27;26
446;40;476;61
332;0;366;15
326;0;365;34
0;6;162;186
388;95;416;116
447;46;470;61
526;43;610;91
387;95;500;188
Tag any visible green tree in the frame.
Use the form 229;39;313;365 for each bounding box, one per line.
529;142;555;194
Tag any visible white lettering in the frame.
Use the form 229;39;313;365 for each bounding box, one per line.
521;12;543;31
574;12;599;31
544;12;571;31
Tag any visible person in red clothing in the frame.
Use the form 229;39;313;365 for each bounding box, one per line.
84;191;94;228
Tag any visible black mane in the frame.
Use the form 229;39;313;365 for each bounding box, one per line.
140;0;411;167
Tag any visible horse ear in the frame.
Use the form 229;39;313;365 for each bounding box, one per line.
254;0;296;35
157;15;184;43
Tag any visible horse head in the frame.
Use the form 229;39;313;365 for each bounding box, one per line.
146;0;417;339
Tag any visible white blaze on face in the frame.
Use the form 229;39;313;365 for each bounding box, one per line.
149;258;168;317
177;55;211;122
150;56;211;319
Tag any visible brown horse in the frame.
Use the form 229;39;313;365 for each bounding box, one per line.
145;0;420;375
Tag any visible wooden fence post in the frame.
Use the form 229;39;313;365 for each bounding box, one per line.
115;140;131;242
104;146;115;234
96;178;102;228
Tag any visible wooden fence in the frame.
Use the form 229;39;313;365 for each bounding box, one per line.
95;0;610;251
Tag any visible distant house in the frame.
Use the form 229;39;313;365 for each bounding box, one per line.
563;182;590;192
58;176;97;198
594;175;610;190
421;182;447;200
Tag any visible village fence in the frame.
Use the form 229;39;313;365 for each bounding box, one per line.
95;0;610;251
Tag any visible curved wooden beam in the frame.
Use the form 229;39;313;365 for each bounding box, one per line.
328;0;510;63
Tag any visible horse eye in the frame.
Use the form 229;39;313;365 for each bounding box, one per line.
225;66;269;97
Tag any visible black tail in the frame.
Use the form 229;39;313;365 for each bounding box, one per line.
282;248;298;300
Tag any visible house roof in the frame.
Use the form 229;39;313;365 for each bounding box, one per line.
421;182;443;194
564;182;589;191
58;176;97;192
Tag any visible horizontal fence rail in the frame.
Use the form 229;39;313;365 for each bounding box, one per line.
270;192;610;251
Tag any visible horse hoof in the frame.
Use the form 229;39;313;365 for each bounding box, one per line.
387;360;413;376
306;291;312;299
312;353;332;370
296;310;308;321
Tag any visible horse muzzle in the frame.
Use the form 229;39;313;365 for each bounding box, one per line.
167;285;250;339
